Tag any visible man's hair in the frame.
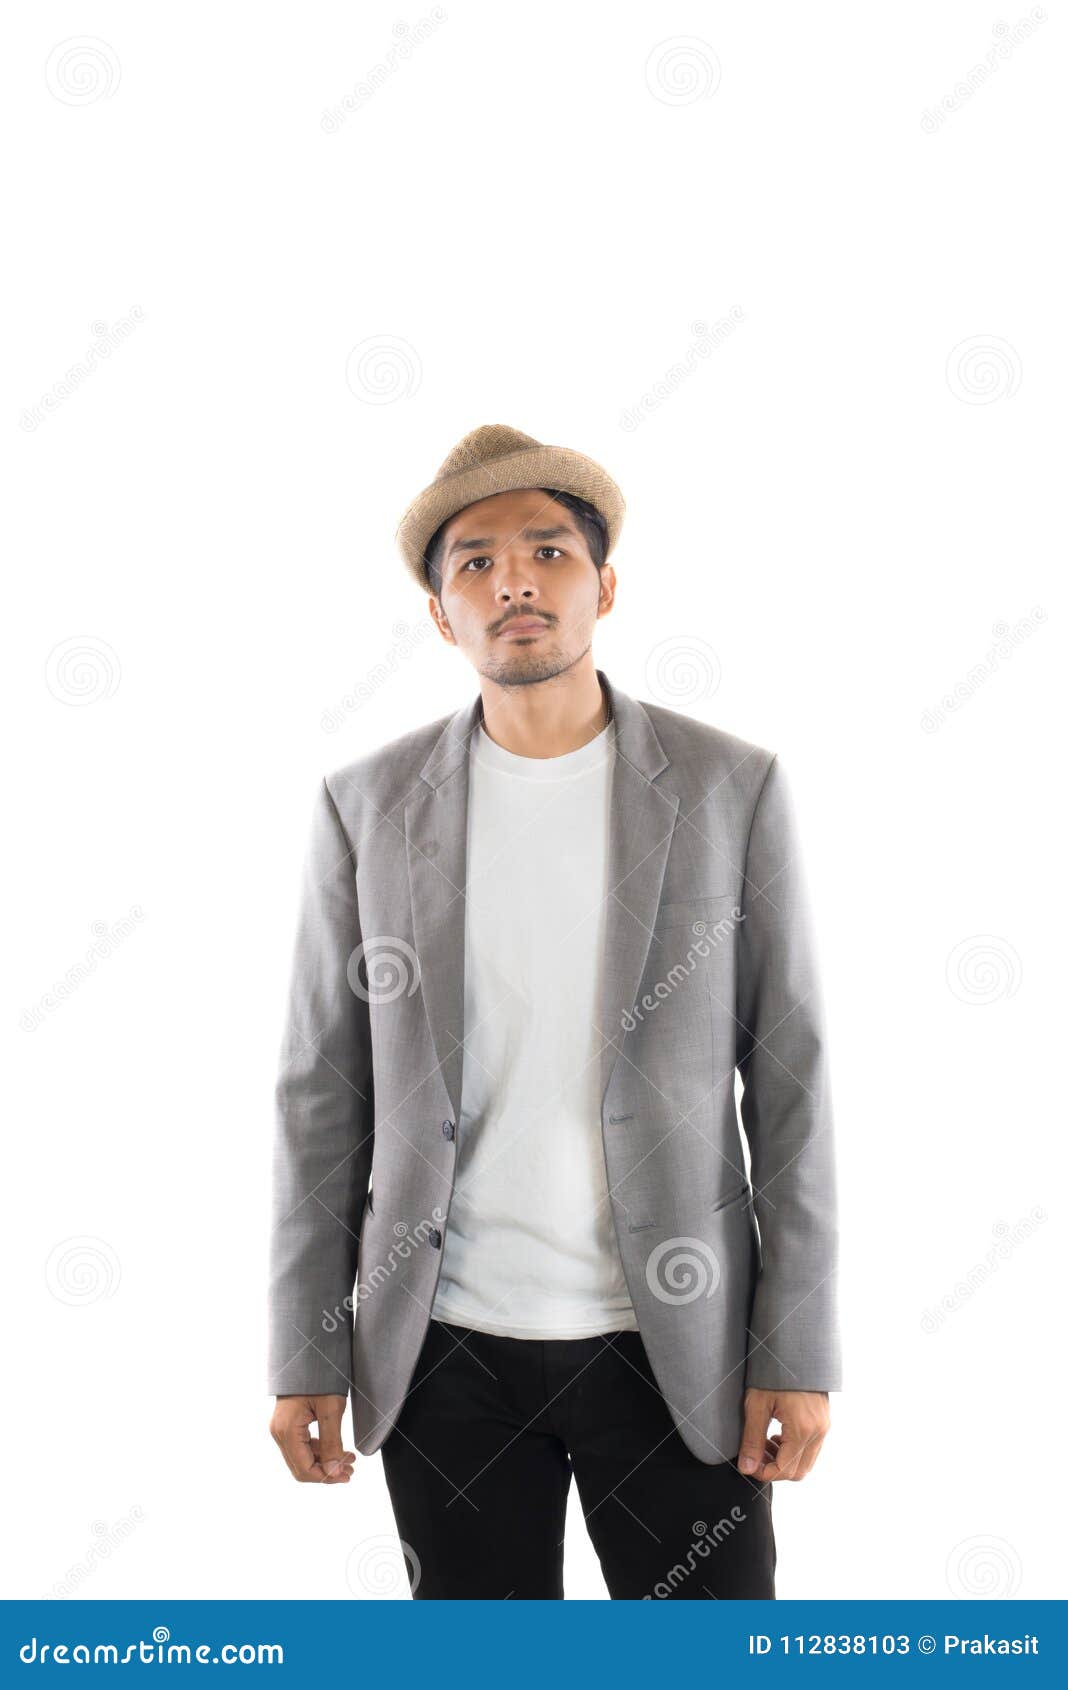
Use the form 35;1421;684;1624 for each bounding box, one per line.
423;487;608;597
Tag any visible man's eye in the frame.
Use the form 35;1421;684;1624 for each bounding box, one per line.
462;547;563;572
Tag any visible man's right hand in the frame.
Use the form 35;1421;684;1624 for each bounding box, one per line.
270;1394;355;1483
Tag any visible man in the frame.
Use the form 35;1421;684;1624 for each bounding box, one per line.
268;424;841;1600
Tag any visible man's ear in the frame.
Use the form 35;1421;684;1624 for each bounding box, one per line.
428;593;455;645
597;564;617;617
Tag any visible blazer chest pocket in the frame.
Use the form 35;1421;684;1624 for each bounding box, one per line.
652;891;739;935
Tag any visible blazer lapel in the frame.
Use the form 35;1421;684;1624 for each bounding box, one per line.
405;694;481;1130
595;670;679;1104
405;668;679;1127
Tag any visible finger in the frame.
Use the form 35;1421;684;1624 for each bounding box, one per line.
309;1436;356;1483
785;1429;826;1482
757;1428;802;1481
741;1432;782;1481
737;1394;773;1475
311;1398;353;1482
759;1425;819;1482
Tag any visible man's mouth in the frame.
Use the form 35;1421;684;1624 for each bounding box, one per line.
498;618;549;638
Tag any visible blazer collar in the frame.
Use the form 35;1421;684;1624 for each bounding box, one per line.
416;667;668;789
405;669;680;1124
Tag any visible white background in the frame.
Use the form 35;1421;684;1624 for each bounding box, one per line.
4;2;1064;1601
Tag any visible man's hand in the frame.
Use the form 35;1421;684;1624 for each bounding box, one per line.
271;1394;356;1483
737;1388;830;1482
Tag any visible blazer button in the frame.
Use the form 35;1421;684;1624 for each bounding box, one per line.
441;1120;455;1140
428;1227;442;1248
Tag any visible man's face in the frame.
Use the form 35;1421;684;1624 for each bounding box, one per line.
429;487;614;686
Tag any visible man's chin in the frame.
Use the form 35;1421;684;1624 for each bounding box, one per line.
481;646;566;687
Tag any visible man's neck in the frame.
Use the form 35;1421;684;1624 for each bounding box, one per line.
478;669;610;760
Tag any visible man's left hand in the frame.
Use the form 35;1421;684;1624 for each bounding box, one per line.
737;1389;830;1481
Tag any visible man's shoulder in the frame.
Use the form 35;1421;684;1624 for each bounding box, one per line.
638;696;777;797
322;708;457;815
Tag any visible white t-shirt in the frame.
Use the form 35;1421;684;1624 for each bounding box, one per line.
429;710;639;1339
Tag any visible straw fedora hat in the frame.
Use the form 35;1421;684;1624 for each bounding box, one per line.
395;423;625;591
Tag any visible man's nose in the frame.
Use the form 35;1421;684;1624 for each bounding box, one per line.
493;555;539;599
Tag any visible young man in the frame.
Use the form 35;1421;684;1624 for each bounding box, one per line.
268;424;841;1600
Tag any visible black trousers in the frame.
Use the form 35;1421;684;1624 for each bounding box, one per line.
379;1317;776;1599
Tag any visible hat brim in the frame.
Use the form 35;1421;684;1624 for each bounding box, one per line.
396;443;625;590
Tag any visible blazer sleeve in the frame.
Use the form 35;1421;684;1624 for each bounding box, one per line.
267;776;374;1397
735;754;842;1393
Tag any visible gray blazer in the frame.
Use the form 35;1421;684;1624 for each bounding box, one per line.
268;667;841;1466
